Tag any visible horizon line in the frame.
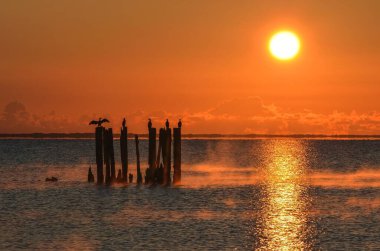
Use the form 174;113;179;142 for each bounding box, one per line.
0;132;379;139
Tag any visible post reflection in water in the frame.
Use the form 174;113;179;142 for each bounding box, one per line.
256;140;311;250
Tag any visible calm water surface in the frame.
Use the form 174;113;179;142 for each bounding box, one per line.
0;139;379;250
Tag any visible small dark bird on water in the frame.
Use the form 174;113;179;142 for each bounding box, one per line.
89;118;110;127
148;118;152;129
165;119;169;129
45;176;58;182
178;119;182;128
122;118;126;128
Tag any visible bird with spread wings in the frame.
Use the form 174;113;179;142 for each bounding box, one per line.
89;118;110;127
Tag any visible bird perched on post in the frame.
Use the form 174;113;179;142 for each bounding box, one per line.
148;118;152;130
122;118;126;128
178;119;182;128
89;118;110;127
165;119;169;129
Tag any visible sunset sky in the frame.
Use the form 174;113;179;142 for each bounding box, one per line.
1;1;379;134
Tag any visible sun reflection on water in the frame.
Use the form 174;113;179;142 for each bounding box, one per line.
257;140;311;250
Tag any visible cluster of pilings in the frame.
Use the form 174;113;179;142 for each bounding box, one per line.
89;119;181;186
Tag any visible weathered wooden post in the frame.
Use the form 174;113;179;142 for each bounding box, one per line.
156;128;163;168
146;127;156;183
154;128;164;184
108;128;116;183
135;135;143;184
149;128;156;169
173;127;181;184
95;126;104;184
163;128;172;186
160;128;167;185
104;129;111;185
120;119;128;182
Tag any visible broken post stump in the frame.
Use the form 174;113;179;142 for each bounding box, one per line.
135;135;143;184
173;127;181;184
88;167;95;183
95;126;104;184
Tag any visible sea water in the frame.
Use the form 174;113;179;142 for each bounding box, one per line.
0;139;379;250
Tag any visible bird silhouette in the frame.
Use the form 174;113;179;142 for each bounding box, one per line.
165;119;169;129
122;118;126;128
89;118;110;127
148;118;152;129
178;119;182;128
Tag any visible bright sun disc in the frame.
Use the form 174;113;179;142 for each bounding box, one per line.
269;31;300;60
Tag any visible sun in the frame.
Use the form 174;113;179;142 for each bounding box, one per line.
269;31;300;60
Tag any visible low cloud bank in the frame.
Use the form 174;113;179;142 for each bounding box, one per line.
0;97;379;134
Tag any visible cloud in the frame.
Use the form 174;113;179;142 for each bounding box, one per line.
177;97;380;134
0;101;89;133
0;98;379;134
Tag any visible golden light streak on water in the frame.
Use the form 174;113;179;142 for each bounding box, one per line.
257;140;310;250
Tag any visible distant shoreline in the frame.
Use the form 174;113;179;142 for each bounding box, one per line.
0;133;379;140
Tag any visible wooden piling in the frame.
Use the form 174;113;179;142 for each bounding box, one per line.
108;128;116;183
104;129;111;185
173;127;181;184
160;128;167;184
163;128;172;186
155;128;164;184
135;135;143;184
158;128;164;168
95;126;104;184
145;128;156;183
120;123;128;182
148;128;156;169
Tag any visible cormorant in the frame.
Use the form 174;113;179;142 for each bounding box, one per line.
89;118;110;127
165;119;169;129
122;118;126;128
178;119;182;128
148;118;152;129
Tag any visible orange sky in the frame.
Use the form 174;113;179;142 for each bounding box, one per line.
0;1;380;134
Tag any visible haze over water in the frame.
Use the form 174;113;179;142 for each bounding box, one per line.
0;138;379;250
